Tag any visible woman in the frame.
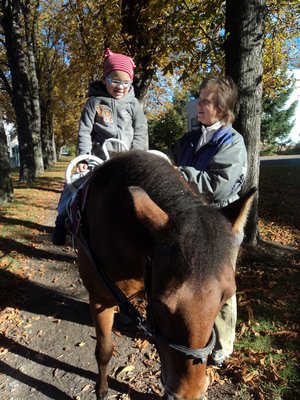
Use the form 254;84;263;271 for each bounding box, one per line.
171;76;247;367
171;76;247;208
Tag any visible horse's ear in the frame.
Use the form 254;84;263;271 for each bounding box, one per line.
128;186;169;231
221;188;257;236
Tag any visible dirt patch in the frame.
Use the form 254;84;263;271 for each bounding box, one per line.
0;205;248;400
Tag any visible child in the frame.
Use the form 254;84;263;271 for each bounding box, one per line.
52;48;148;245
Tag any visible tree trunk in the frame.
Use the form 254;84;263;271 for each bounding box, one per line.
40;98;57;169
0;112;14;203
35;23;59;169
1;0;44;182
121;0;156;101
225;0;266;245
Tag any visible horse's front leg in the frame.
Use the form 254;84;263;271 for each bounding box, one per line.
89;295;115;400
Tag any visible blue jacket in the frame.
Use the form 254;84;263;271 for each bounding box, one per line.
171;125;247;207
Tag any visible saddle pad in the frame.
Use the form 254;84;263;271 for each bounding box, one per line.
67;172;94;235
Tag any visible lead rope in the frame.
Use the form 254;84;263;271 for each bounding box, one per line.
76;234;154;340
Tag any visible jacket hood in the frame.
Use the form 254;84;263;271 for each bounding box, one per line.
88;80;107;97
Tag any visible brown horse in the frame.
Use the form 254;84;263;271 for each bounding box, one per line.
76;150;255;400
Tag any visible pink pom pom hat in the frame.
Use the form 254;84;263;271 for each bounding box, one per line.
103;48;135;80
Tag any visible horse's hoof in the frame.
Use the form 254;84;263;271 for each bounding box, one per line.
96;394;107;400
96;390;108;400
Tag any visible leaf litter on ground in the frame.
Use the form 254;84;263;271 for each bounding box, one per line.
0;158;299;399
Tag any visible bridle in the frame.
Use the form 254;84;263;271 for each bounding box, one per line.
76;233;216;364
146;244;216;364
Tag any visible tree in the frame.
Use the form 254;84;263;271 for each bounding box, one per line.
263;1;300;98
1;0;44;182
61;0;225;101
34;1;73;168
224;0;266;245
148;95;188;150
1;0;299;183
261;82;297;151
0;108;13;202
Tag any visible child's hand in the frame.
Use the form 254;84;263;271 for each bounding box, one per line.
77;162;89;173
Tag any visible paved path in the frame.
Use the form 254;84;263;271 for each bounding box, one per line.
260;154;300;165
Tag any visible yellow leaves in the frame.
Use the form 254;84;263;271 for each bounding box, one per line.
259;355;267;366
258;218;299;247
0;347;8;355
115;364;135;379
206;366;216;385
263;1;299;96
242;369;259;383
133;338;150;349
80;383;93;392
266;330;298;338
225;349;289;399
238;299;251;307
0;307;24;348
233;221;298;396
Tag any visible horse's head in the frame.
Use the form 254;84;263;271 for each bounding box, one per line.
129;186;256;400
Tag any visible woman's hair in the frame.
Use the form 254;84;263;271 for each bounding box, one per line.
199;76;239;124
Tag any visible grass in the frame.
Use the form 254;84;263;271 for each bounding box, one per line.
231;161;300;400
0;157;299;400
0;159;67;308
233;254;299;399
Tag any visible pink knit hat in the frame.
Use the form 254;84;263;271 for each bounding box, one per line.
103;48;135;80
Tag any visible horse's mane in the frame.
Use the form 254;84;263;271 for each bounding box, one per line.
91;150;234;281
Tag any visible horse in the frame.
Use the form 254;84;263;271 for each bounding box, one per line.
75;150;255;400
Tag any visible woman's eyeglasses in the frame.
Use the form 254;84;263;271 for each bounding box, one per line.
106;77;132;88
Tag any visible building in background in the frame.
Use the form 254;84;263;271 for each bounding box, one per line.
5;123;19;167
288;68;300;143
186;99;199;131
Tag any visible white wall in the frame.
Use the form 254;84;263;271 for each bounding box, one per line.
186;99;198;131
288;68;300;143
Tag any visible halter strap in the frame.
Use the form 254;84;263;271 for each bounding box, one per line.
145;253;215;364
156;329;216;364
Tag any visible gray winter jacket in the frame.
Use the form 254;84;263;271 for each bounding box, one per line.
77;81;148;159
171;125;247;208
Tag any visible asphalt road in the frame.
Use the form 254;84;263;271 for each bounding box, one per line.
260;154;300;165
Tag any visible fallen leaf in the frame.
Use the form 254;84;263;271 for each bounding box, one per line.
242;370;259;382
115;365;135;379
81;384;92;392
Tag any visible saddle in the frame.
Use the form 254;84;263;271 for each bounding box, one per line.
66;172;94;237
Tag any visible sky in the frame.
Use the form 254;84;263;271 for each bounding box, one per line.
288;68;300;143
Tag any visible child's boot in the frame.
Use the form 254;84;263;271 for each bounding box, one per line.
52;215;67;246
